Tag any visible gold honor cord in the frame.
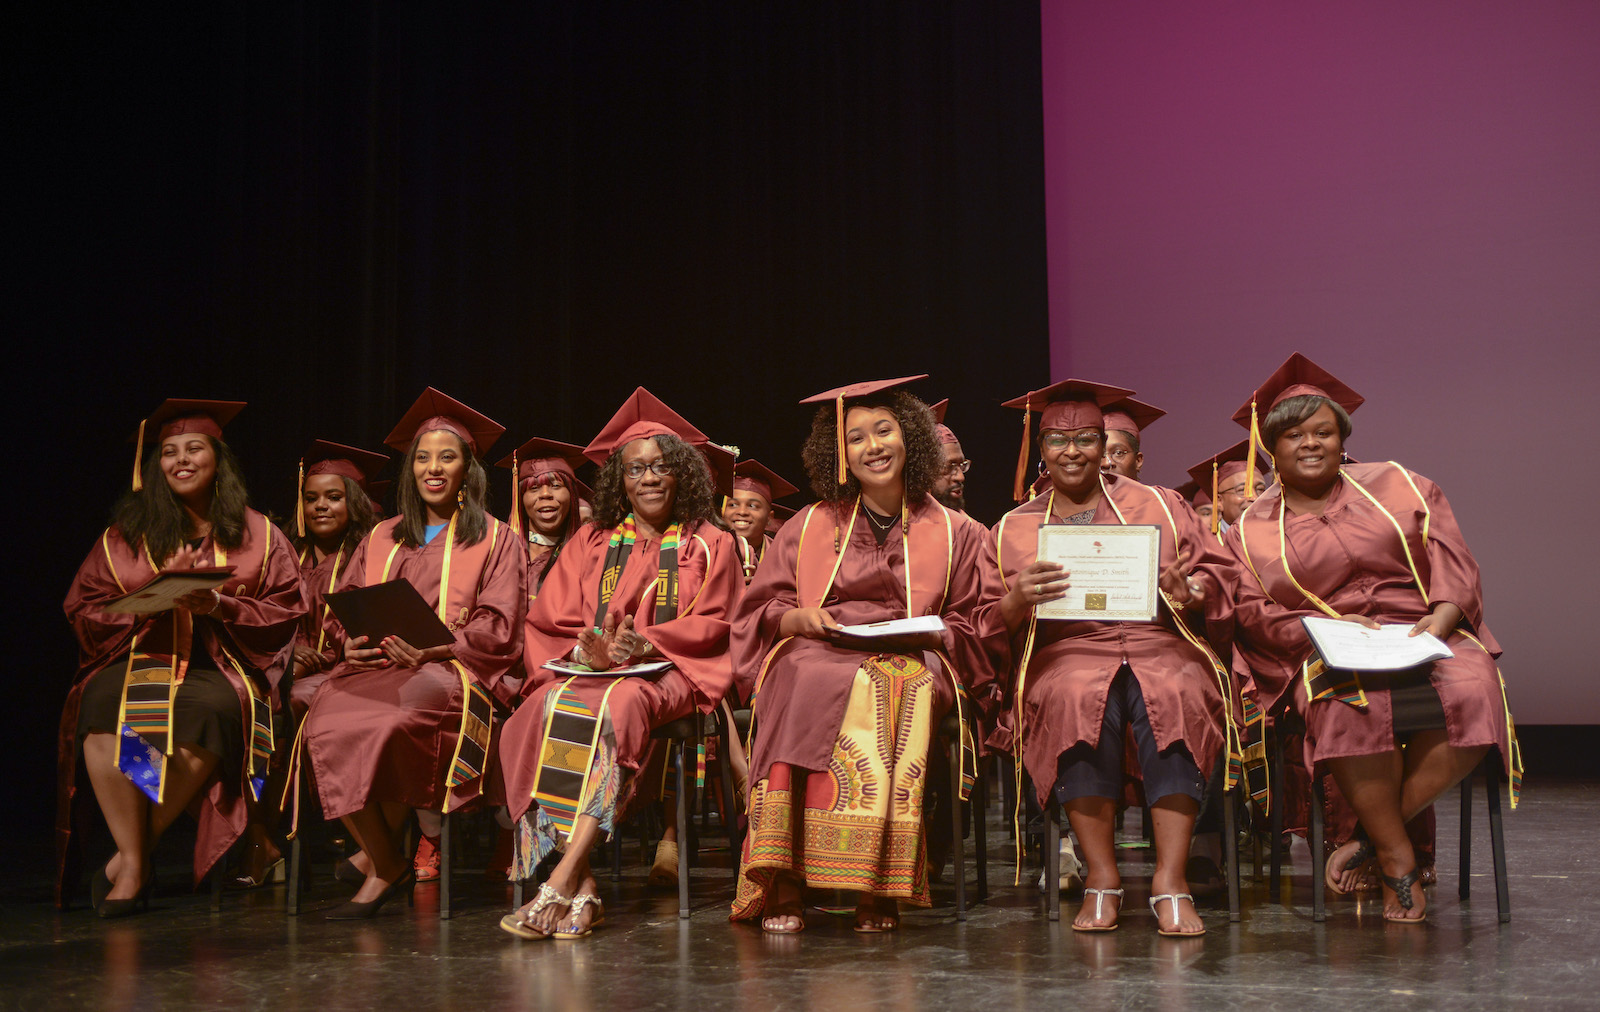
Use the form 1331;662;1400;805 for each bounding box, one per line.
744;504;826;755
315;548;345;655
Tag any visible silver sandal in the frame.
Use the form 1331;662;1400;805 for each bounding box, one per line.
499;881;570;940
1071;887;1124;932
552;893;605;939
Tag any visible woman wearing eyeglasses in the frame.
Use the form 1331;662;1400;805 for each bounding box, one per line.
495;388;743;940
985;379;1236;937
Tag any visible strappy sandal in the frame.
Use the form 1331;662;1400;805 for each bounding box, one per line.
498;881;569;940
1326;833;1376;896
1071;887;1124;932
1149;893;1206;937
552;894;605;939
1380;868;1426;923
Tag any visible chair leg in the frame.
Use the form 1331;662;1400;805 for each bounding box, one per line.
949;737;967;921
1225;789;1241;923
1485;758;1510;924
675;742;690;919
210;864;224;912
1268;734;1285;902
438;810;451;921
1459;772;1473;901
513;877;523;910
611;824;623;883
1045;798;1061;922
974;760;989;902
286;771;304;916
1310;774;1326;923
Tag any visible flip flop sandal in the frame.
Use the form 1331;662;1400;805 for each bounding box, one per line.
1150;893;1206;937
499;881;569;940
1071;887;1124;932
1326;834;1376;896
1380;868;1426;923
552;894;605;939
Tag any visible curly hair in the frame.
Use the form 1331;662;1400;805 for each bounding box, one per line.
800;391;942;503
591;433;719;530
391;431;490;547
1261;393;1352;450
288;475;380;558
113;436;251;561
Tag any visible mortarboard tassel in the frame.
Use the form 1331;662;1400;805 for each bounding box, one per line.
835;393;847;485
132;417;147;492
1013;394;1033;503
1246;395;1262;499
509;451;522;535
295;457;306;538
1210;460;1220;536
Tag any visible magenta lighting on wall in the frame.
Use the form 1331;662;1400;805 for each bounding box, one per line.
1040;0;1600;722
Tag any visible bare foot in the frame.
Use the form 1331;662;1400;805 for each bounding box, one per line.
761;874;805;933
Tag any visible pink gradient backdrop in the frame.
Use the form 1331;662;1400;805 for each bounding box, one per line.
1041;1;1600;722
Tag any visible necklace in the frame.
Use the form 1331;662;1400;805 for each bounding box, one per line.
863;506;897;532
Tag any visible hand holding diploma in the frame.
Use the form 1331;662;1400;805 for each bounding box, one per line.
780;606;841;640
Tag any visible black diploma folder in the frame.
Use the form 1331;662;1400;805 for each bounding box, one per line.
323;580;457;650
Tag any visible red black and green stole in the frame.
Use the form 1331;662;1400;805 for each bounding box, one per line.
595;514;682;628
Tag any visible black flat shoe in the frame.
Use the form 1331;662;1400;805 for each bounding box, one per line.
326;869;414;921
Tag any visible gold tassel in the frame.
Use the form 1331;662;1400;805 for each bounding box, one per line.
509;451;522;535
1013;393;1032;503
132;417;147;492
834;393;847;485
1246;395;1262;496
295;457;306;538
900;495;909;534
1210;460;1220;535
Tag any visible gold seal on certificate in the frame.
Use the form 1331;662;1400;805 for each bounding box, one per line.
1035;524;1162;621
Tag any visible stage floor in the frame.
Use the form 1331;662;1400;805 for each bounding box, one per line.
5;778;1596;1011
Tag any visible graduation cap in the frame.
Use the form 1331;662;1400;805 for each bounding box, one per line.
928;398;960;446
701;442;737;497
800;375;929;485
296;439;391;537
1001;378;1135;502
731;459;798;505
766;501;798;533
1185;438;1271;534
495;437;592;535
1175;479;1209;508
383;387;505;459
1232;354;1363;507
131;398;247;492
1101;396;1166;439
583;387;711;465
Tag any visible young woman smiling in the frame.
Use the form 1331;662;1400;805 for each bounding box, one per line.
495;388;742;941
61;399;304;916
298;389;527;919
728;377;1000;934
1224;354;1519;923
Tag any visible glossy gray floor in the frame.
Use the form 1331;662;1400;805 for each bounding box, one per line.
5;778;1596;1011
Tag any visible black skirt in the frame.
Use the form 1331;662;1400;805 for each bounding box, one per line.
1388;678;1448;738
76;660;245;779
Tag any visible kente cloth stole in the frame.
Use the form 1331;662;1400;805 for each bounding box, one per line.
748;499;971;800
1239;464;1522;807
1237;693;1269;809
111;522;274;803
531;676;623;841
361;512;502;811
595;515;682;628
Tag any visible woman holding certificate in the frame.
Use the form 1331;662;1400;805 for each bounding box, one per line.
496;388;742;940
299;388;527;919
1223;353;1517;923
61;399;305;916
728;376;1000;934
986;379;1236;937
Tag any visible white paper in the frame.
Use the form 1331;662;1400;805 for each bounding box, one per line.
1301;616;1454;671
831;615;948;638
541;658;676;678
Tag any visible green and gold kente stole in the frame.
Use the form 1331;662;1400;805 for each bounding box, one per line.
531;676;623;840
1237;692;1270;810
595;514;682;628
435;511;501;811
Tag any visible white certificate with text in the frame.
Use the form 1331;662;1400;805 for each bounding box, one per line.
1035;524;1161;622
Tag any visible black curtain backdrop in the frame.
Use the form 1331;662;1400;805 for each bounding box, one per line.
11;6;1045;839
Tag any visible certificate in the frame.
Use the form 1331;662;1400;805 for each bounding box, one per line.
1035;525;1161;622
1300;616;1454;671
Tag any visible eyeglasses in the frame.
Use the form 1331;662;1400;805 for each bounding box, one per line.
1104;448;1134;461
942;459;972;475
1040;432;1102;451
623;461;674;479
